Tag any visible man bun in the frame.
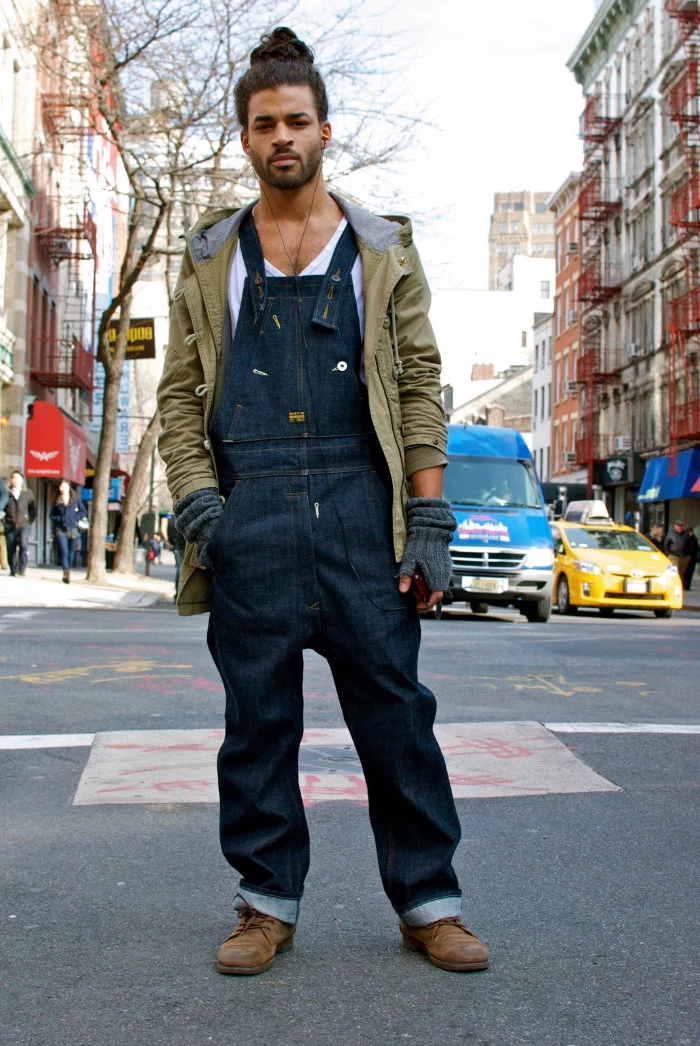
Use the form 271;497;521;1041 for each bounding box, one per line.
235;27;328;129
250;27;315;67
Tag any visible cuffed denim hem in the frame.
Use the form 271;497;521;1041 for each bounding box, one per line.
234;888;300;925
397;894;462;928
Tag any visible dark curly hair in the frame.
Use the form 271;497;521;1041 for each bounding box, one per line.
235;27;329;129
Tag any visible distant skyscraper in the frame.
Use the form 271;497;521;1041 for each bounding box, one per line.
488;191;555;290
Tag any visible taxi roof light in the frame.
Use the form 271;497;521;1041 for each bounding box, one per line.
563;500;612;524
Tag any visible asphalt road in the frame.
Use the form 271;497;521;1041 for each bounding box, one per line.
1;603;698;1046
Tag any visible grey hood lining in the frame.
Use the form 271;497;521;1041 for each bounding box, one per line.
187;193;409;264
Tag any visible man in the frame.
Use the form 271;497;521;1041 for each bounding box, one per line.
158;27;488;977
683;526;698;591
664;519;691;583
0;476;8;572
5;471;36;577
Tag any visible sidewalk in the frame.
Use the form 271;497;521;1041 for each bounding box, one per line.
0;564;174;609
681;582;700;612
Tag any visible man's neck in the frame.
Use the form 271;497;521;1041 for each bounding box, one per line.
255;178;338;225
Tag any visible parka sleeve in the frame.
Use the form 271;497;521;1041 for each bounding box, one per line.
157;254;219;505
392;242;448;476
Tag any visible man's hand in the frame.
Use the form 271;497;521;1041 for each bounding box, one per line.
398;573;443;610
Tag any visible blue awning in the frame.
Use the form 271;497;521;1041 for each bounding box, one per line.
637;448;700;502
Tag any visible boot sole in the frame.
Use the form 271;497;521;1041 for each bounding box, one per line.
402;936;489;972
216;936;293;976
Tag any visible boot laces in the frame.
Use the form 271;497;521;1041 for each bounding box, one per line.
232;906;277;938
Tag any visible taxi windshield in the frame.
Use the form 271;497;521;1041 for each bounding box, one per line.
445;455;541;508
565;528;657;552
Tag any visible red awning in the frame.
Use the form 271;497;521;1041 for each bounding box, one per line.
25;400;87;486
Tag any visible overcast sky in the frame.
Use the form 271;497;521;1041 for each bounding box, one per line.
294;0;597;290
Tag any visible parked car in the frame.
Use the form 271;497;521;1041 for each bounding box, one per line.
551;502;683;618
442;425;554;622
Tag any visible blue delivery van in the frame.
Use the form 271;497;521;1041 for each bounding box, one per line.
442;425;554;622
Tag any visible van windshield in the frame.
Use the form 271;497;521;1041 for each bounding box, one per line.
445;455;542;508
565;528;657;552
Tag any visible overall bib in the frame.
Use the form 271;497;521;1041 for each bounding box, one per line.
206;214;462;926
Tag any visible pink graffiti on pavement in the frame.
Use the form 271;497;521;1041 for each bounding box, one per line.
299;774;368;807
97;779;214;794
448;773;550;793
440;736;539;759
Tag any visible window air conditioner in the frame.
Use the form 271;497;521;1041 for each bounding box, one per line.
567;241;579;254
562;451;577;465
627;343;641;358
614;435;632;452
565;380;579;395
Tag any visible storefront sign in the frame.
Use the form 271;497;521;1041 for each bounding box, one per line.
107;318;156;360
24;400;87;485
605;457;629;484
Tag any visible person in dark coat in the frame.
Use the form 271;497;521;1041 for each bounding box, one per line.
50;479;88;583
5;471;36;576
683;527;698;591
646;523;664;551
0;476;8;572
663;519;691;582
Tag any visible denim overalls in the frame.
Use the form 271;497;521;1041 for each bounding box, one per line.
206;214;462;927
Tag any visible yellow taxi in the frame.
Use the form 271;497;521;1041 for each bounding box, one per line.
551;501;683;618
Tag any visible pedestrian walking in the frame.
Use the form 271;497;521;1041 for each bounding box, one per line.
663;519;691;583
5;471;36;577
683;526;698;591
0;476;9;572
646;522;664;551
50;479;89;583
158;27;487;977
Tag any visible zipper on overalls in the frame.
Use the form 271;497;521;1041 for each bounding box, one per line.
314;502;320;519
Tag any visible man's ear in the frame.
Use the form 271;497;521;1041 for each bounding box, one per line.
241;130;250;156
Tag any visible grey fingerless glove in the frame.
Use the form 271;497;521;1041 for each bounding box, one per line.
399;497;456;592
173;487;223;569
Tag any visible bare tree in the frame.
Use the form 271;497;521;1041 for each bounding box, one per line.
30;0;420;582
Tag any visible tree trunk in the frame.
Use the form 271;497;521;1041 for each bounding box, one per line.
112;412;161;574
86;362;123;583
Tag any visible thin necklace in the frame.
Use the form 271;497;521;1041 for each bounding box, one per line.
257;162;324;277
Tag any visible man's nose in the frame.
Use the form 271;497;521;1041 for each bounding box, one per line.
272;125;292;145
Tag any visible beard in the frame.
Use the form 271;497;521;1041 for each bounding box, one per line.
248;141;323;191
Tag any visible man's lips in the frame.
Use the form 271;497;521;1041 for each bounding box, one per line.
270;153;298;167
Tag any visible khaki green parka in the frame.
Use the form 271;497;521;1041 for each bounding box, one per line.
157;194;448;615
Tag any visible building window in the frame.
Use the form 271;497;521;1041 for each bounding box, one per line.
536;202;548;214
534;389;538;421
541;280;550;299
514;201;524;212
510;221;519;233
500;203;510;212
521;330;527;348
547;383;552;418
497;244;508;256
499;222;508;234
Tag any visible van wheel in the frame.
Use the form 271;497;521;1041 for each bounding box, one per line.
470;601;489;615
557;576;577;615
653;608;674;619
523;598;552;623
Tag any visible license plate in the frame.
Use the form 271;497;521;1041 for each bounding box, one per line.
624;579;647;594
462;577;508;594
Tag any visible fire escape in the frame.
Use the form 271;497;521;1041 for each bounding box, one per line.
666;0;700;455
30;94;96;393
576;96;623;480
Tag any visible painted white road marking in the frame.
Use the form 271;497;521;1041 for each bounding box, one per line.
545;722;700;734
0;734;96;749
71;722;620;806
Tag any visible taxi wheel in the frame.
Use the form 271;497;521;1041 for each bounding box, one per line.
653;608;674;619
557;575;577;615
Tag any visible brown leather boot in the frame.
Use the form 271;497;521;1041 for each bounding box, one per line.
62;569;70;584
401;917;489;971
216;906;295;976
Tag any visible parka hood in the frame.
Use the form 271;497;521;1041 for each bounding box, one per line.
186;193;413;264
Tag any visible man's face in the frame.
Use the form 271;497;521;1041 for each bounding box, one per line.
10;472;21;489
241;84;330;192
674;522;684;532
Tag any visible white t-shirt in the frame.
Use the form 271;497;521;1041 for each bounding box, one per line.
227;217;364;335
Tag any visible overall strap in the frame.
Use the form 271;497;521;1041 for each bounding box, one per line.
311;224;359;330
238;211;268;326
